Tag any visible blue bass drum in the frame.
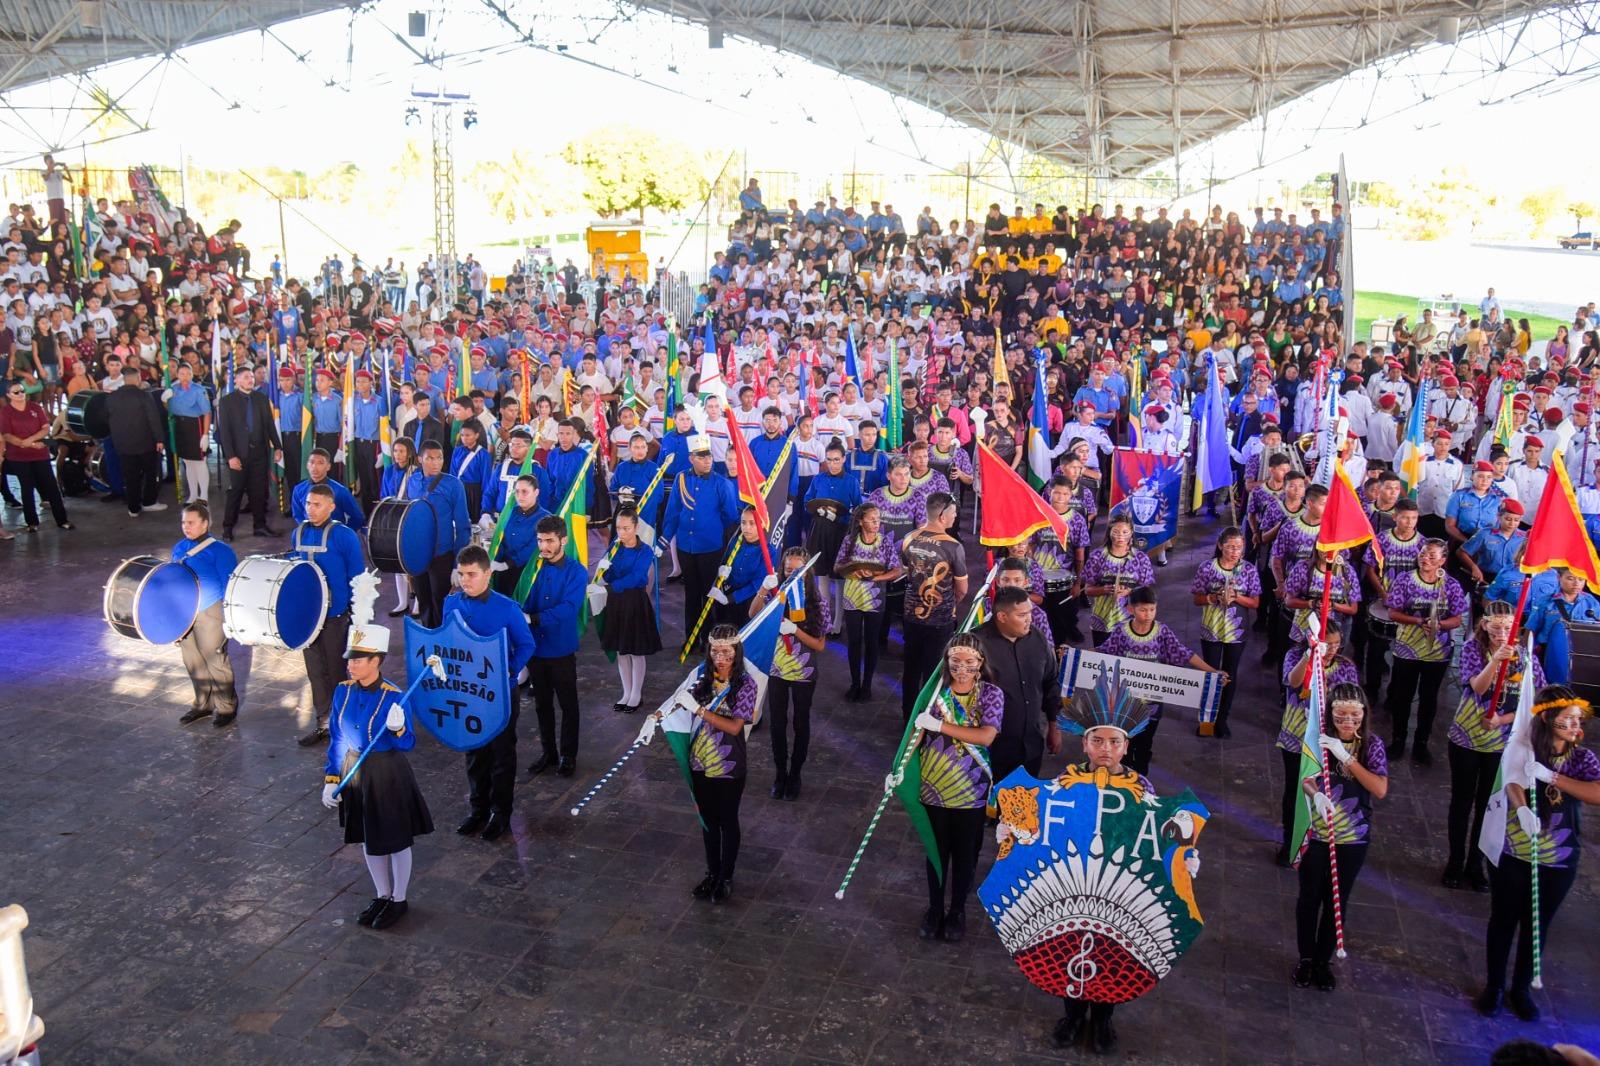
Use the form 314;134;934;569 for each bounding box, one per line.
367;497;437;575
103;555;201;644
222;556;330;651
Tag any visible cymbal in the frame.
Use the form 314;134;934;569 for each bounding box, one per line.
806;498;846;519
837;560;887;578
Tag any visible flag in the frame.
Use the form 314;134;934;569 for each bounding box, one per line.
1287;638;1328;862
886;338;903;449
378;344;394;466
991;327;1010;389
1493;378;1519;454
267;345;284;487
1317;464;1376;555
1126;349;1144;414
514;447;596;613
1394;376;1429;498
211;320;225;394
697;328;727;408
1191;354;1232;510
665;327;679;418
300;353;316;480
1520;453;1600;591
1311;369;1342;489
1025;350;1053;489
1337;155;1356;346
758;442;796;555
892;566;998;877
728;418;776;567
843;328;864;394
1479;634;1540;866
1109;451;1182;550
977;442;1068;547
339;347;355;476
593;393;611;465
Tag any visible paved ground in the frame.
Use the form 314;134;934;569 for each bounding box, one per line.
4;486;1599;1066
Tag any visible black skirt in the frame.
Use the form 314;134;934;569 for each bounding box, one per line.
173;414;204;461
807;516;847;578
599;585;662;655
339;749;434;856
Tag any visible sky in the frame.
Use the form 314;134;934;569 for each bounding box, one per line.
1;0;1596;202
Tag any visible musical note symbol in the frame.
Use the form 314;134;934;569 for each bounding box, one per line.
1065;932;1098;999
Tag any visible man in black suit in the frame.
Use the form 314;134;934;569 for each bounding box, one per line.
104;366;167;517
217;364;283;540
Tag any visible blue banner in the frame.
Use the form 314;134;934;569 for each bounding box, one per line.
1109;450;1182;551
403;612;513;751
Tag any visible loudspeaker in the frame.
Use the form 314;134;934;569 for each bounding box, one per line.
408;11;427;37
709;26;724;48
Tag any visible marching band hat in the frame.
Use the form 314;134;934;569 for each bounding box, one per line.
688;433;712;454
345;623;391;658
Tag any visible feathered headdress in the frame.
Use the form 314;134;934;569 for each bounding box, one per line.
1058;661;1155;738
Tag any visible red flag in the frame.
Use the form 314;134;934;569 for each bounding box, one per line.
727;420;776;574
1316;464;1375;555
977;442;1068;547
593;394;611;463
1522;455;1600;591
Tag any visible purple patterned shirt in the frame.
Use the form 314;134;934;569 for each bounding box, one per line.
1270;513;1322;575
1278;649;1361;753
1099;621;1196;723
1284;559;1362;643
1082;548;1155;633
689;673;759;779
1448;640;1546;752
836;533;898;613
1029;510;1091;584
1364;529;1423;582
919;681;1005;809
1502;746;1600;868
1308;736;1389;845
1190;559;1263;644
868;484;927;546
1384;570;1470;662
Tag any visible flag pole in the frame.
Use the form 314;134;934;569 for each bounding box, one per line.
1483;575;1533;726
680;532;744;662
1315;554;1349;959
569;676;731;817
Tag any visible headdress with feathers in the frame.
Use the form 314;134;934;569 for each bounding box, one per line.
1057;661;1155;738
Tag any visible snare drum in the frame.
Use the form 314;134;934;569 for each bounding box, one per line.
103;556;201;644
367;497;437;575
222;556;329;651
65;389;111;439
1367;604;1399;641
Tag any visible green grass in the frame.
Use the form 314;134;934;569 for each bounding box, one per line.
1355;290;1568;345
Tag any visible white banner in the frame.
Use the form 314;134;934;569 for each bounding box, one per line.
1059;648;1224;722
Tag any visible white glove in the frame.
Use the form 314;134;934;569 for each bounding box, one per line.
914;710;943;735
1312;791;1337;824
708;587;728;605
321;783;339;809
386;704;406;732
516;666;529;686
635;712;661;746
1527;760;1556;784
779;619;798;635
761;573;780;591
884;771;903;793
477;514;494;533
1515;805;1541;839
716;565;732;580
595;556;612;574
1319;734;1354;766
490;560;508;573
586;582;609;616
653;543;665;558
995;821;1014;846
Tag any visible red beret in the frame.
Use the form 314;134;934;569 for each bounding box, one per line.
277;366;295;378
316;367;334;380
1544;408;1564;424
1543;371;1560;382
1534;386;1553;396
470;345;487;358
354;368;373;381
1501;498;1525;515
1440;375;1459;388
430;343;450;357
1474;460;1496;472
1378;394;1398;409
1575;402;1592;415
1526;435;1546;447
1434;429;1452;441
1346;374;1364;384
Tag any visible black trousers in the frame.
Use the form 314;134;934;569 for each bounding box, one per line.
414;552;455;629
1447;743;1502;873
178;602;237;714
1386;657;1449;749
768;677;814;776
302;611;351;723
1200;640;1244;728
1486;856;1578;995
1267;602;1293;665
492;564;525;599
121;448;159;513
1062;999;1116;1027
1255;564;1276;633
878;586;905;650
1128;713;1161;776
2;458;68;526
279;435;302;513
901;620;952;723
529;654;580;759
466;697;519;816
680;548;723;648
1295;841;1367;964
1281;748;1302;848
1363;631;1392;705
352;439;380;511
925;804;985;915
844;610;883;689
224;447;270;531
690;771;745;880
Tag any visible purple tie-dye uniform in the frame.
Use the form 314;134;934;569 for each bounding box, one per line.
1082;548;1155;633
836;533;898;614
1364;529;1423;582
919;681;1005;809
1449;640;1545;752
1271;514;1321;576
1308;737;1389;845
1029;510;1091;584
1499;746;1600;868
1190;559;1263;644
689;673;759;779
1277;648;1362;752
1284;559;1362;643
1385;570;1470;662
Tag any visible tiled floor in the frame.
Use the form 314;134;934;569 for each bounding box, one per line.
4;490;1598;1064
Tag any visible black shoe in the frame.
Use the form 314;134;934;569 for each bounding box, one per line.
691;873;717;900
388;602;413;618
1467;863;1490;893
941;907;966;943
1293;959;1314;988
179;707;211;725
1441;865;1463;890
1508;988;1540;1022
357;897;389;927
1214;722;1232;739
1275;845;1292;868
557;757;575;777
858;684;872;702
1051;1011;1087;1049
1389;735;1407;760
222;527;235;541
784;772;802;801
710;879;732;903
1089;1014;1118;1055
297;725;329;747
456;812;488;836
624;703;640;714
212;712;236;729
1474;986;1504;1017
918;906;943;940
1411;745;1433;768
526;752;556;776
481;813;511;841
613;702;629;713
843;684;861;702
371;899;408;930
771;772;788;799
1313;963;1336;992
254;525;278;537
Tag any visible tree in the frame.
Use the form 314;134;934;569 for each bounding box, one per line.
1570;201;1597;231
560;125;703;219
1519;187;1563;237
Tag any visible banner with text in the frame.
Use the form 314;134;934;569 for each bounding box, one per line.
1058;647;1224;723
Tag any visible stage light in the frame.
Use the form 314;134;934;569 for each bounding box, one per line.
463;109;479;130
408;11;428;37
79;0;102;29
404;106;420;126
709;26;724;48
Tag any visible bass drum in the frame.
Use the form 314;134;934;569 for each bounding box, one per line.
103;555;201;644
223;555;329;651
367;497;437;575
1367;604;1399;641
66;389;111;439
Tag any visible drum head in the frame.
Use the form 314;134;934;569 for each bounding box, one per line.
276;562;329;650
398;501;436;574
136;564;201;644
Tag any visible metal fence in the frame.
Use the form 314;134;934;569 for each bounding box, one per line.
658;268;707;325
0;166;183;209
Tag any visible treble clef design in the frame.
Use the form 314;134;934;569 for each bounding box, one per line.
1065;932;1098;999
911;558;952;621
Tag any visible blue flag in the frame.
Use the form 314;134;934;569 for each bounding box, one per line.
1192;353;1231;509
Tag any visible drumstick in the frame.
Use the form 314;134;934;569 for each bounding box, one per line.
332;655;445;798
